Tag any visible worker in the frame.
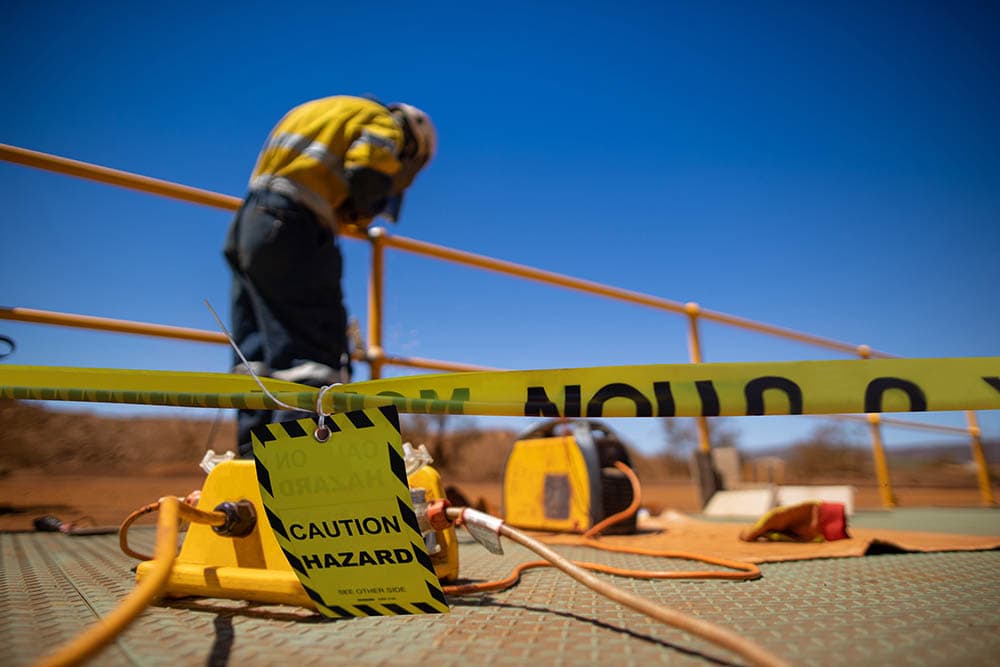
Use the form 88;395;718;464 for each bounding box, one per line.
223;95;437;456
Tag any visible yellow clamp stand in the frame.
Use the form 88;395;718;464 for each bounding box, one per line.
137;458;459;611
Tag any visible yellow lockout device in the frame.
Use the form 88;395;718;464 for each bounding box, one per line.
136;458;459;608
502;419;637;534
407;463;461;581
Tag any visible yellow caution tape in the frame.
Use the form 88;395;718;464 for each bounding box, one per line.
0;365;313;410
1;357;998;418
342;357;1000;417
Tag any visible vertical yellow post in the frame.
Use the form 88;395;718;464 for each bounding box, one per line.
866;413;897;508
965;410;995;506
366;227;387;380
685;302;712;454
857;344;898;507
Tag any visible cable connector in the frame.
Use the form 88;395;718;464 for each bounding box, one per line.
457;508;505;555
212;500;257;538
425;499;452;531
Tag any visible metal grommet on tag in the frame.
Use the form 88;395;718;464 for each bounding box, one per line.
313;384;338;442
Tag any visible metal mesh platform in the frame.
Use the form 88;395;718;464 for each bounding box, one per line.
2;514;999;666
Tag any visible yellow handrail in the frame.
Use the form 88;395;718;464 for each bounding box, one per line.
829;413;974;435
0;143;992;507
371;230;894;358
0;142;370;240
0;306;229;345
0;143;243;211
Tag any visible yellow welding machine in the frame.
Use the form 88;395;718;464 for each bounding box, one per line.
502;419;637;534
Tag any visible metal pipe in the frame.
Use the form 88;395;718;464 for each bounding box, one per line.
684;303;713;454
366;229;387;379
866;414;897;508
377;231;894;357
826;413;973;435
0;306;228;344
965;411;995;506
0;143;243;211
0;305;486;377
379;354;495;373
0;143;371;241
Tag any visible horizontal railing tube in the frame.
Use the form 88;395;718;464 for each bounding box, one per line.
371;229;894;358
0;306;228;345
0;143;243;211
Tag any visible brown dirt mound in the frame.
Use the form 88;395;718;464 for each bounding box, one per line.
0;399;235;476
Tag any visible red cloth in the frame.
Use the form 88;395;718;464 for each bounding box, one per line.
817;502;849;541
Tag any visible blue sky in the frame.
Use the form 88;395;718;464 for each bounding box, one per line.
1;1;998;455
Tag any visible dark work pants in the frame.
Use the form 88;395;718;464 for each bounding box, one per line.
223;190;350;456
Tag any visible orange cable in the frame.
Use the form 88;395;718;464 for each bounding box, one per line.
119;497;228;562
583;460;643;538
118;501;161;561
443;461;759;599
34;497;183;667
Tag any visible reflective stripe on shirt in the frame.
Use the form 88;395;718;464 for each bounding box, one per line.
259;132;342;174
352;130;398;154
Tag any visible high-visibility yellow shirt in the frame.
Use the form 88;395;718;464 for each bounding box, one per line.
249;96;404;227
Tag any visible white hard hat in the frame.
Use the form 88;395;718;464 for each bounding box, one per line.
389;102;437;167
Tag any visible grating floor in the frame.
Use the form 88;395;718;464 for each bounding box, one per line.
2;513;999;667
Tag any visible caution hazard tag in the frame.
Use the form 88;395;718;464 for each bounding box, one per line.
251;405;449;617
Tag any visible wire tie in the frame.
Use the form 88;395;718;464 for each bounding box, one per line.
314;384;339;442
203;300;303;412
